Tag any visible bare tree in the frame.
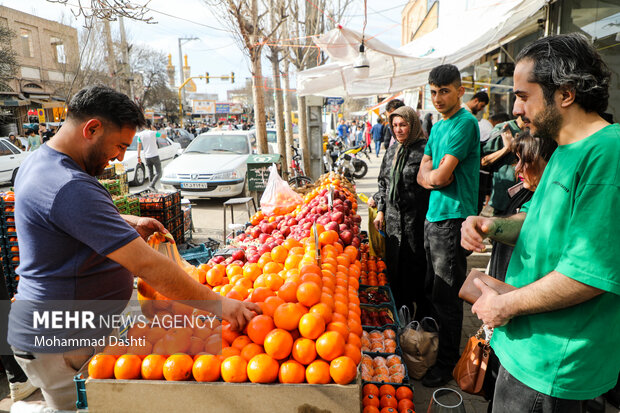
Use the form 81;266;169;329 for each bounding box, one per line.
0;25;18;92
129;45;170;109
286;0;353;174
204;0;286;154
46;0;154;22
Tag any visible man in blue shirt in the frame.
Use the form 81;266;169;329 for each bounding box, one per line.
9;86;260;412
417;64;480;387
370;118;384;157
337;118;349;141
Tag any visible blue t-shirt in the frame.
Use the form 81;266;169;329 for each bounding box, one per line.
337;124;349;138
424;108;480;222
8;145;139;352
371;123;384;142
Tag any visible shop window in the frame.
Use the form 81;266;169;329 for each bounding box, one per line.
50;37;66;64
20;28;33;58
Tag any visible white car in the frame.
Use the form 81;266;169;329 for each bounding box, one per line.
115;135;181;186
161;131;252;198
0;138;31;185
249;128;279;154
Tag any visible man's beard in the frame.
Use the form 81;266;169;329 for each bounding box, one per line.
529;103;563;143
84;139;109;176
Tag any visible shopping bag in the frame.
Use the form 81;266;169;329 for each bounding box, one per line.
399;317;439;379
259;164;303;215
367;206;386;259
453;325;491;396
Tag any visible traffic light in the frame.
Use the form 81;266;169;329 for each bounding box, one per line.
230;72;235;83
205;72;209;83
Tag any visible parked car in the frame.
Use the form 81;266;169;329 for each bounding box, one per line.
0;137;31;185
160;131;253;198
114;134;181;186
166;128;194;150
248;127;279;154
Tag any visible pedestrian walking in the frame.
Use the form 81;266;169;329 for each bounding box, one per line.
416;64;480;387
461;34;620;413
25;129;41;152
137;122;163;191
371;118;384;157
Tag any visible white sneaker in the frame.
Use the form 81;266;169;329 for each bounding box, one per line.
10;401;74;413
9;380;38;402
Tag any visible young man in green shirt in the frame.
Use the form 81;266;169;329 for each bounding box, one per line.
417;64;480;387
461;34;619;412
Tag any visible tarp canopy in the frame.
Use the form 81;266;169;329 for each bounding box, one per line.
297;0;547;97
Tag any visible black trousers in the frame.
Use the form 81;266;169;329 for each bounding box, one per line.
146;155;162;188
423;218;467;372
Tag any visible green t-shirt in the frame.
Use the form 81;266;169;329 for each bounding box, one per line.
424;108;480;222
492;124;620;400
27;135;41;151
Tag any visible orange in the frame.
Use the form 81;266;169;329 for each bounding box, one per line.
291;337;317;365
240;343;264;361
220;355;248;382
395;386;413;401
88;354;116;379
363;383;380;397
319;230;339;245
206;267;225;285
300;272;323;286
363;394;381;408
220;346;241;360
326;321;350;340
243;263;261;281
299;264;322;278
162;354;193;381
114;354;142;379
298;313;325;340
277;281;299;303
204;334;224;355
380;394;398;409
305;359;331;384
278;360;306;383
265;273;284;291
329;356;357;385
270;246;288;264
103;342;127;357
344;343;362;365
263;328;293;360
140;354;166;380
379;384;396;397
273;303;304;331
315;331;345;361
309;302;333;324
263;261;283;274
260;295;285;317
249;287;274;303
231;335;253;351
363;407;380;413
348;333;362;348
246;353;279;383
283;238;301;250
226;264;242;278
284;254;302;270
296;281;321;307
145;327;167;345
192;354;221;382
398;399;415;411
221;322;240;344
246;314;275;345
257;253;273;268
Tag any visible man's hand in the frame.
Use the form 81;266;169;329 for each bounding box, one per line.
500;125;513;149
374;211;384;231
221;297;261;331
461;215;495;252
123;215;169;240
471;278;511;328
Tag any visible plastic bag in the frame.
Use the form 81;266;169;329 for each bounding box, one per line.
259;164;303;215
368;206;386;259
399;317;439;379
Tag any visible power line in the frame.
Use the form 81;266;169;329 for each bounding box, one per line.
343;1;407;19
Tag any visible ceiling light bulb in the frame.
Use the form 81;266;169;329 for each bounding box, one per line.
354;43;370;79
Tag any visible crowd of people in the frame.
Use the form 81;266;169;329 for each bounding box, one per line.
369;33;619;413
6;123;57;152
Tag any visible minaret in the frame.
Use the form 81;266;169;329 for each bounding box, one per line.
167;54;176;88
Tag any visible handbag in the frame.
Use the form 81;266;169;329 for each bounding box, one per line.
453;325;492;396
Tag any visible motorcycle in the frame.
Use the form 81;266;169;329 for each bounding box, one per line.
323;137;369;182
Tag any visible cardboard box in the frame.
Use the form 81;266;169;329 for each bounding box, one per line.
86;376;361;413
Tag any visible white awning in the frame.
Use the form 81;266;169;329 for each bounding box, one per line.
297;0;547;97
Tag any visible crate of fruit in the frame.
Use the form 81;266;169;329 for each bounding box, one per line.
361;353;409;385
361;305;399;329
359;286;395;308
361;326;401;356
362;382;415;412
113;196;127;210
96;165;116;180
140;204;181;224
135;191;181;210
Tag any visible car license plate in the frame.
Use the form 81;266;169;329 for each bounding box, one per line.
181;182;211;189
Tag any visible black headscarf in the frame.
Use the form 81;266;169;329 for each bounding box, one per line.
388;106;424;204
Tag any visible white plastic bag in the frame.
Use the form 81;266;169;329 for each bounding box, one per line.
259;164;303;215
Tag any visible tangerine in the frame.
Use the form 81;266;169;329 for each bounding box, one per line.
278;360;306;383
240;343;264;361
246;353;279;383
363;383;380;397
220;355;248;382
277;281;299;303
329;356;357;385
298;313;325;340
162;354;193;381
263;328;293;360
296;281;321;307
273;302;304;331
114;354;142;379
192;354;221;382
395;386;413;401
140;354;166;380
379;384;396;397
246;314;275;345
270;246;288;264
88;354;116;379
315;331;345;361
291;337;317;365
305;360;331;384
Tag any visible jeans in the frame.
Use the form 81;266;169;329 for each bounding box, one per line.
423;218;467;371
374;140;382;156
146;155;162;188
492;365;585;413
0;272;28;384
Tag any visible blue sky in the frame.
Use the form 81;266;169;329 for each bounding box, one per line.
1;0;406;100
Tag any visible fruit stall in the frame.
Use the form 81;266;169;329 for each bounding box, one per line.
2;168;416;412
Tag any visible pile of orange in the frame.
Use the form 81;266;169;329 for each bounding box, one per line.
358;244;388;286
362;383;415;413
360;354;406;384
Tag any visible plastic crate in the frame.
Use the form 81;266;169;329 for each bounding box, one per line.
179;244;215;266
135;191;181;210
361;304;399;330
360;353;410;385
96;165;116;180
140;204;181;224
359;286;395;308
205;238;220;251
170;224;184;244
100;179;121;196
361;325;402;356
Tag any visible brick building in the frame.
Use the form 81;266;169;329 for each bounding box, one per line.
0;5;79;135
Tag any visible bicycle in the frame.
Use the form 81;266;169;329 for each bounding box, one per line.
287;145;312;188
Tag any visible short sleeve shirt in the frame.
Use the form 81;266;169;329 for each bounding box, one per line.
137;130;159;159
424;108;480;221
8;145;139;352
492;124;620;399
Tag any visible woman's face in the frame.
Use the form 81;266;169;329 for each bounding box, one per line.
392;116;410;143
515;156;547;191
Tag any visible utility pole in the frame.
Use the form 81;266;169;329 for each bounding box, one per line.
103;20;117;90
119;17;132;98
178;37;198;124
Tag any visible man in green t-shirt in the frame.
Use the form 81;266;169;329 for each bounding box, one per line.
26;129;41;151
461;34;619;412
417;64;480;387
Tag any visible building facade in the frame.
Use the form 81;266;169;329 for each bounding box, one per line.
0;6;79;135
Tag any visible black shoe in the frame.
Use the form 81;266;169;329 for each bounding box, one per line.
422;366;453;387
